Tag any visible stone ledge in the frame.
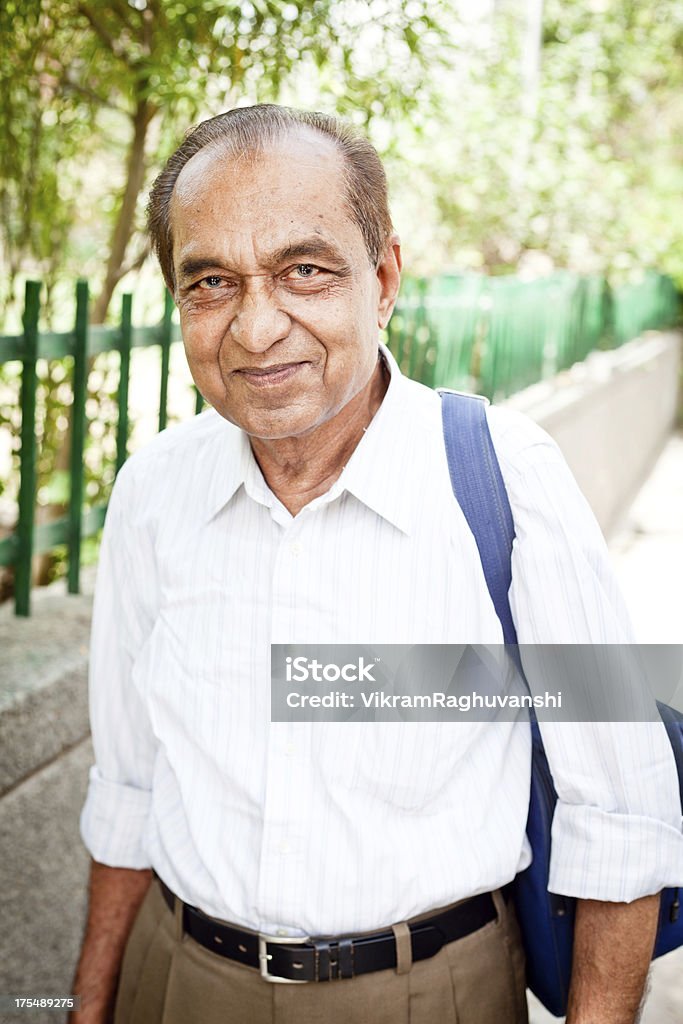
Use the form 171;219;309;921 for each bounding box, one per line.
0;573;95;796
505;331;682;536
0;737;93;1023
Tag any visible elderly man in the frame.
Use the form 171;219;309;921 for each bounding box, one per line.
70;105;682;1024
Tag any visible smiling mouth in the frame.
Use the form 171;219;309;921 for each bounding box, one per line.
236;362;307;386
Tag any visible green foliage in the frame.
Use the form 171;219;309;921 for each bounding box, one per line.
1;0;682;597
0;0;450;323
0;0;449;592
394;0;683;285
0;3;86;321
3;1;682;298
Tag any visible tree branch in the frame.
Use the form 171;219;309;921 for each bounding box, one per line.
141;6;154;57
91;99;158;323
60;74;128;113
119;242;151;280
107;0;136;31
77;3;131;64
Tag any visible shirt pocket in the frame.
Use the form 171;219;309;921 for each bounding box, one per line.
131;600;260;756
335;722;480;812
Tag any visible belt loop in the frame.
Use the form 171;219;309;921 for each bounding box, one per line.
492;889;506;923
391;922;413;975
173;894;184;942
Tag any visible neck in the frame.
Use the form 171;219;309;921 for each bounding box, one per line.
250;354;389;517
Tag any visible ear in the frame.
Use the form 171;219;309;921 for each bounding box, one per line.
376;233;402;330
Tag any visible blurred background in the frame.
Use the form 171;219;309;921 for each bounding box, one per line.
1;0;682;595
0;1;682;1021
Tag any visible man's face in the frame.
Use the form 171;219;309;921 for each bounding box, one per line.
170;129;401;439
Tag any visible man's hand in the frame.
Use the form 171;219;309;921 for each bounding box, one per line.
68;860;152;1024
566;893;660;1024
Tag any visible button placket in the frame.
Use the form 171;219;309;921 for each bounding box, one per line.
257;522;313;924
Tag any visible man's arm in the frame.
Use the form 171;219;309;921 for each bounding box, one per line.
566;893;660;1024
69;860;152;1024
74;461;160;1021
485;406;682;1015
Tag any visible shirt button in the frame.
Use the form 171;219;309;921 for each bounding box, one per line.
284;742;296;756
289;542;301;557
277;928;289;937
279;840;291;854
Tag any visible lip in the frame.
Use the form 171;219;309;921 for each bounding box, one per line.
236;362;307;386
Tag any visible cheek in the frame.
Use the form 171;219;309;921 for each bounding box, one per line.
298;286;373;342
180;311;228;364
316;291;377;360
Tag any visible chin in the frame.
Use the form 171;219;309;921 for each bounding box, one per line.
231;409;319;441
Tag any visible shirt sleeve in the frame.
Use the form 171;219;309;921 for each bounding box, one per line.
79;458;160;868
487;404;683;902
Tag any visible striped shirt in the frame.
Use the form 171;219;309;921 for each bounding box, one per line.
80;342;683;935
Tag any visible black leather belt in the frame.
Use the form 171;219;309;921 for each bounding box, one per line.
154;872;506;983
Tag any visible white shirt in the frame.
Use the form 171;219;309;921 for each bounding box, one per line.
80;343;683;935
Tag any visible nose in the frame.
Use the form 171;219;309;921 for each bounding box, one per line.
229;280;291;353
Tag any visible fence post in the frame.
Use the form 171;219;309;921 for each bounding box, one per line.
15;280;41;616
158;288;173;431
116;293;133;474
407;278;428;382
67;280;89;595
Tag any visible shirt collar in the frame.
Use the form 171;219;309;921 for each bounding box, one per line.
204;342;423;534
332;343;419;535
204;423;254;523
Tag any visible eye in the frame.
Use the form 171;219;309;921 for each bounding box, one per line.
197;276;225;289
283;264;326;281
281;264;330;288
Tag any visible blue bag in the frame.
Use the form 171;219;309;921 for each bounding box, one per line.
439;388;683;1018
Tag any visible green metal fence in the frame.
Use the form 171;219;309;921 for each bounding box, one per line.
611;272;681;346
386;269;679;398
0;270;679;615
0;282;195;616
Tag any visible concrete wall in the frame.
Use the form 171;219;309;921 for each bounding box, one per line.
0;581;94;1024
505;330;682;536
0;330;680;1023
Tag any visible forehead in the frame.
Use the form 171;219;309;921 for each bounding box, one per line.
170;128;364;265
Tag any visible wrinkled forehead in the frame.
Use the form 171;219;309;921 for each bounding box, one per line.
168;126;367;271
171;126;348;220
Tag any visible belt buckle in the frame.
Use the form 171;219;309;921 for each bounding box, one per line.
258;932;310;983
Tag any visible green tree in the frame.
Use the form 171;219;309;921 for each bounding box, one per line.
390;0;683;284
1;0;447;324
0;0;448;593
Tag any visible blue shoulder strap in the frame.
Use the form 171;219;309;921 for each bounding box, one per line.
439;390;518;645
439;390;577;1016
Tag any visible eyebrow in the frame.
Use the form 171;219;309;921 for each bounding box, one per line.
268;239;350;268
177;257;230;284
177;238;352;285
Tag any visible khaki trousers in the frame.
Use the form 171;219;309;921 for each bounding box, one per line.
114;877;528;1024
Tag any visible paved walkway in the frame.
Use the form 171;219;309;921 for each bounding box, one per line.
528;431;683;1023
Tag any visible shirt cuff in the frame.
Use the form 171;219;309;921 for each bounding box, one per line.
79;765;153;869
548;801;683;902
